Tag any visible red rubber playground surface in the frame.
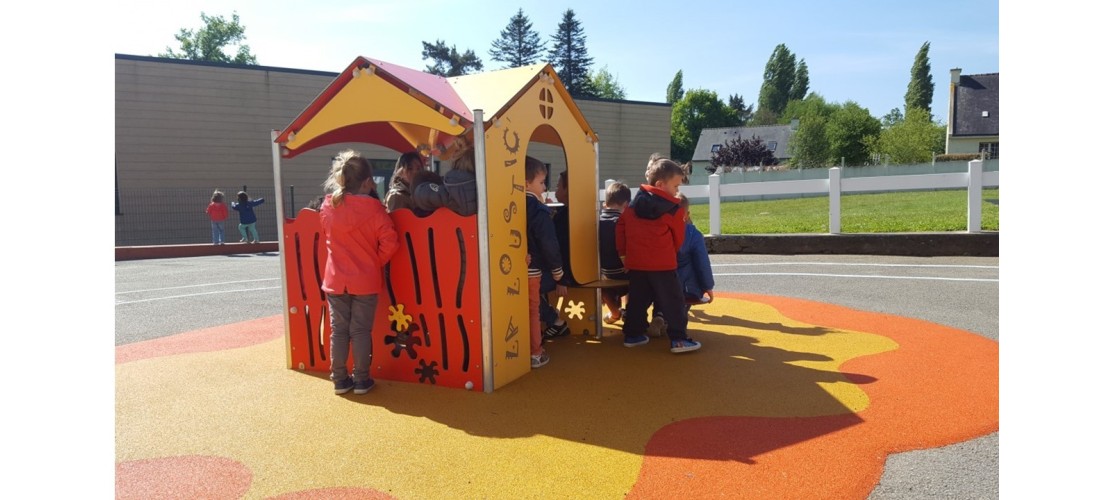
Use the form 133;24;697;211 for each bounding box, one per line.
115;292;998;499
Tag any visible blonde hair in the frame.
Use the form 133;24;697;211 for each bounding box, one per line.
211;190;224;203
645;153;686;185
452;146;476;174
324;149;373;207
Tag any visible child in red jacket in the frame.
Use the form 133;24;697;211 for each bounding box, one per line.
205;190;228;245
616;154;701;353
320;149;400;395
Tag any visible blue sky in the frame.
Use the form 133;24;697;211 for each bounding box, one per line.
112;0;998;122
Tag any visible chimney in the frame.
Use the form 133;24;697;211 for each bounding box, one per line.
950;67;962;85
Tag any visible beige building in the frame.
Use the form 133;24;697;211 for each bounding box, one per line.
115;55;670;246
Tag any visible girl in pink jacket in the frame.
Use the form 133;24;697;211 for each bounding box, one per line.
320;150;400;395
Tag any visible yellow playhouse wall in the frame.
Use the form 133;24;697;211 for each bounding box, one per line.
483;79;599;389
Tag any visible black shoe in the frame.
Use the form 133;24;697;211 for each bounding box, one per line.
353;378;376;395
543;322;570;339
334;377;355;395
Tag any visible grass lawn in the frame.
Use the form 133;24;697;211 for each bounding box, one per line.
686;188;999;234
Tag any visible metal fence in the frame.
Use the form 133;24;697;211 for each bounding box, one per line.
115;186;286;247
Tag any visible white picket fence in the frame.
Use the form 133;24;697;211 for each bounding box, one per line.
603;160;999;235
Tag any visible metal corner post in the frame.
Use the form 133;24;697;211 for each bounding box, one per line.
472;110;494;393
271;130;292;368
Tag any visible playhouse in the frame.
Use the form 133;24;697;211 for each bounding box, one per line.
271;56;606;392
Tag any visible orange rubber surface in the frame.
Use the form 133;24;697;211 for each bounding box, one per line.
116;292;997;499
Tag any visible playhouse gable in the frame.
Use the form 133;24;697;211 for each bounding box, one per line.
275;57;472;158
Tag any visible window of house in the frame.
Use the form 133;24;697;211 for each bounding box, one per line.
767;141;777;152
711;144;721;153
979;142;999;160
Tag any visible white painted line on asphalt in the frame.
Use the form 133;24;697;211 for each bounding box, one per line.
715;272;997;283
117;278;281;295
116;286;283;305
713;262;998;269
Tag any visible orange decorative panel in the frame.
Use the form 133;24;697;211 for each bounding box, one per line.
283;207;483;391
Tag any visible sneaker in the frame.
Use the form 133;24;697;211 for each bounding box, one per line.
240;238;247;243
334;377;355;395
251;240;260;244
542;321;570;339
623;335;649;347
646;316;667;338
530;352;550;368
353;378;376;395
670;338;702;354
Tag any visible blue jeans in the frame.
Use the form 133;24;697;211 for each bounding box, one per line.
210;221;225;244
327;293;378;384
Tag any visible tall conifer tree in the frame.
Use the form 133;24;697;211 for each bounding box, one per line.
904;41;935;118
489;8;546;68
547;9;595;97
790;59;810;101
755;44;797;123
666;70;684;104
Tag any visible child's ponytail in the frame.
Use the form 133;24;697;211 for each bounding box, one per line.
324;149;372;207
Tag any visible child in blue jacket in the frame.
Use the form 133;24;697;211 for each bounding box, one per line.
676;193;714;309
231;191;265;243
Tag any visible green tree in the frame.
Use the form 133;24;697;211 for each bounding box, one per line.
489;8;546;68
881;108;905;128
755;44;797;124
865;107;945;164
728;94;754;126
790;58;810;101
780;93;835;125
548;9;595;97
670;89;739;162
904;41;935;119
588;66;626;99
422;40;484;77
788;114;830;168
666;70;684;104
826;101;882;165
159;12;257;64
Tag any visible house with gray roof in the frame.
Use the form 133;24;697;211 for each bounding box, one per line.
945;69;999;158
690;122;797;177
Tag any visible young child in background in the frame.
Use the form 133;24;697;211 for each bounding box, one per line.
443;146;479;216
675;193;715;310
319;149;400;395
206;190;228;245
385;151;425;212
598;181;631;324
542;169;572;339
616;153;701;354
409;169;459;217
231;191;265;243
524;156;565;368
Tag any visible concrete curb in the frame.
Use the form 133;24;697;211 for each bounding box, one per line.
705;232;998;257
115;232;998;261
115;242;279;261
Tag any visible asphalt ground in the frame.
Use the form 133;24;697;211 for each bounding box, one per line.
114;253;998;499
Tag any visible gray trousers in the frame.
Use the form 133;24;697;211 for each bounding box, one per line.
326;293;378;383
